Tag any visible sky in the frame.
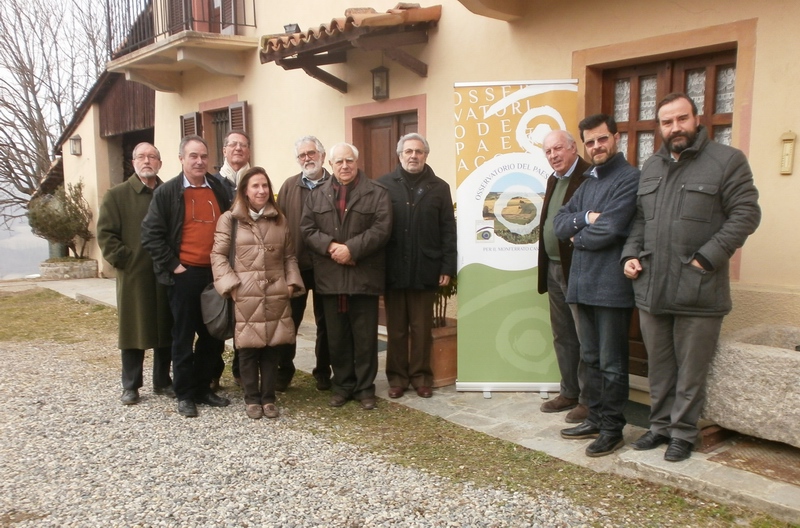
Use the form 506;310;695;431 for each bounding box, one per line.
0;217;48;280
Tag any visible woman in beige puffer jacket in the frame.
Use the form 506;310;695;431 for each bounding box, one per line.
212;167;304;420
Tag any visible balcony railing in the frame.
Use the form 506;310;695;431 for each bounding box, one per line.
106;0;256;59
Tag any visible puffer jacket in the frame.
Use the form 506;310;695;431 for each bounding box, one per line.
211;200;305;349
300;170;392;295
621;126;761;316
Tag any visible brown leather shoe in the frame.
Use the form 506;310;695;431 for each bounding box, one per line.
328;394;348;408
246;404;262;420
388;386;405;398
565;404;589;423
415;386;433;398
540;395;578;413
262;403;279;419
359;397;377;410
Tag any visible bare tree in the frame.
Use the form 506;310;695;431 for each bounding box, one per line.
0;0;106;228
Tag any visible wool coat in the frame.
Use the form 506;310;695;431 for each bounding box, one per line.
96;176;173;350
277;169;331;272
211;200;305;349
379;164;457;291
553;152;640;308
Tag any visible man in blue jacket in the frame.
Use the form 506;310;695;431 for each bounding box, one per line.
554;114;639;457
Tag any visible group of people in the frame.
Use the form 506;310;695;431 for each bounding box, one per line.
97;131;457;419
97;91;760;461
538;92;761;462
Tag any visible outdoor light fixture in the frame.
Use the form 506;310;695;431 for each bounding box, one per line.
371;66;389;101
283;23;300;33
69;135;82;156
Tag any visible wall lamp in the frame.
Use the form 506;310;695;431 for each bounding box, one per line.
283;23;300;33
371;66;389;101
69;135;82;156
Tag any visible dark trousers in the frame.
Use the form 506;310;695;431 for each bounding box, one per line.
168;266;225;401
238;346;279;405
546;261;585;403
322;294;379;401
384;288;435;389
577;304;632;435
639;310;723;443
277;268;331;386
121;346;172;390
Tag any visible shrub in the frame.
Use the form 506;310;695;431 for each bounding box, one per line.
28;181;94;258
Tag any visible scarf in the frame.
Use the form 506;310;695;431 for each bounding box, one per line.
219;161;251;187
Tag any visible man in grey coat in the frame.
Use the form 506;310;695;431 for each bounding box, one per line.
554;114;639;458
97;142;173;405
622;92;761;462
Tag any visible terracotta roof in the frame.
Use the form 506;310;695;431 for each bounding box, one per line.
260;4;441;60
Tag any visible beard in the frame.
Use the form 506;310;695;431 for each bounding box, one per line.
666;129;698;154
302;161;322;179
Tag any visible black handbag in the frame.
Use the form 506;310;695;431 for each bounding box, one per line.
201;218;238;341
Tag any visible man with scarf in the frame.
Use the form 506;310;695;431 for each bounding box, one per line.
211;129;251;389
300;143;392;410
378;133;456;399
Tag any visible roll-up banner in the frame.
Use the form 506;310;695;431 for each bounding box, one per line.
454;80;579;393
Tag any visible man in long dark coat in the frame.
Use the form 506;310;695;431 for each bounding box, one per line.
97;142;173;405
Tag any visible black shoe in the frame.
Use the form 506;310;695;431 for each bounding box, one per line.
664;438;694;462
153;385;176;398
586;434;624;457
631;431;670;451
121;389;140;405
560;422;600;440
178;399;198;417
195;391;230;407
315;377;332;391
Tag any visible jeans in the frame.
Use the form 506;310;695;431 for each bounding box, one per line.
577;304;632;435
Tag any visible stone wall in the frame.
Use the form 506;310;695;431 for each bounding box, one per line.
704;325;800;449
39;259;98;280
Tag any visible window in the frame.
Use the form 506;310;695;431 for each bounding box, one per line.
603;51;736;168
179;101;248;170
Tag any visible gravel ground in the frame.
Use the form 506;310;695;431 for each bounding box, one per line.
0;340;594;527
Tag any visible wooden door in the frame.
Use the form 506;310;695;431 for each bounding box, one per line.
359;112;417;179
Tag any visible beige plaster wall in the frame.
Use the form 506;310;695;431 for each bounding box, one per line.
143;0;799;332
61;104;118;277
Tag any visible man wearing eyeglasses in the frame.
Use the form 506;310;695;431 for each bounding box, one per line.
97;142;174;406
213;130;251;202
276;136;332;392
378;133;456;400
553;114;639;457
210;130;251;390
300;142;392;411
537;130;591;422
142;135;233;417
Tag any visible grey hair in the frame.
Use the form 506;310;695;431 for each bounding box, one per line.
396;133;430;155
132;142;161;160
329;142;359;160
294;136;326;156
544;129;577;148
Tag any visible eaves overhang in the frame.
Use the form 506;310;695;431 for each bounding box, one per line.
106;31;259;93
259;5;441;93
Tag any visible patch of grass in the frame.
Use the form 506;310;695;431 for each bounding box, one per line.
0;288;117;343
1;287;796;528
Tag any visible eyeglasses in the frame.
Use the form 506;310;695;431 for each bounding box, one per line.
402;149;425;156
134;154;160;161
226;141;249;149
584;135;611;149
297;150;319;160
191;199;216;223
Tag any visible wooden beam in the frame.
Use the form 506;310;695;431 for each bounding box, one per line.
301;65;348;93
277;51;348;70
383;47;428;78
